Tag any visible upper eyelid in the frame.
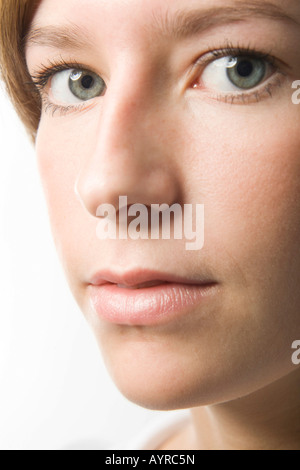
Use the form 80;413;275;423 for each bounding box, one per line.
30;60;104;89
199;47;291;73
30;45;286;86
194;47;276;69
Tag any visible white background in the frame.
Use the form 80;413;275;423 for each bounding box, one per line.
0;84;167;450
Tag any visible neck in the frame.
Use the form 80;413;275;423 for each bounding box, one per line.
191;370;300;450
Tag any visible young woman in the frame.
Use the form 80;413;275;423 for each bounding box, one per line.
1;0;300;450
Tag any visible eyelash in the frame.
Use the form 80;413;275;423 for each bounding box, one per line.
192;44;285;104
30;57;88;116
29;45;285;116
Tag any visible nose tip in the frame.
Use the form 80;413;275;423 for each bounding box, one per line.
75;164;180;218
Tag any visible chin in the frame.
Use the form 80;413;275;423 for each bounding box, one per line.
94;325;297;412
106;363;209;411
96;332;234;411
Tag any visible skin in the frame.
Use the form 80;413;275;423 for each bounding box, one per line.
25;0;300;449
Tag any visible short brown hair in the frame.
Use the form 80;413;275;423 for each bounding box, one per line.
0;1;41;142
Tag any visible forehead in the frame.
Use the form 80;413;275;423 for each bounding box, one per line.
26;0;299;58
30;0;297;32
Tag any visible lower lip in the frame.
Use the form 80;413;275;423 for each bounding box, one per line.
88;282;218;326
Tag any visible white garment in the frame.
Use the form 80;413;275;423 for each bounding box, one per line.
111;410;190;450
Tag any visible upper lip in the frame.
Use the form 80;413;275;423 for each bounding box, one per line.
89;268;216;289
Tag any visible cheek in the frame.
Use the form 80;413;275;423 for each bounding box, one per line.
185;100;300;271
183;100;300;350
35;117;91;272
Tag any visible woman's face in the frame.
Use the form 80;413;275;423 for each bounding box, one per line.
26;0;300;410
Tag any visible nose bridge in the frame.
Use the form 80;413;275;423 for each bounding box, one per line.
97;50;168;163
76;61;181;216
97;70;150;169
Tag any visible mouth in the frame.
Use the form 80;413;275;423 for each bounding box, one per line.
117;281;168;289
88;269;219;326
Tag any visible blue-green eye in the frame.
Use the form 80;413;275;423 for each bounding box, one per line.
226;57;266;89
51;68;106;104
202;55;271;92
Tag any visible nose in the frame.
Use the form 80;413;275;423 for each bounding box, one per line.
75;75;181;217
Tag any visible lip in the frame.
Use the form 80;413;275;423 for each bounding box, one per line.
88;269;218;326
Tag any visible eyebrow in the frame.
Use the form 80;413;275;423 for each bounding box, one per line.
25;1;299;50
24;22;93;50
155;1;299;39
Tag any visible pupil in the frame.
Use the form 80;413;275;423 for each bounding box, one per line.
236;60;253;78
81;75;94;89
